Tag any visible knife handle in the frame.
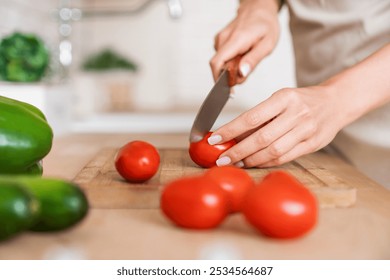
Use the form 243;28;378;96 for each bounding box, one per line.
225;55;242;87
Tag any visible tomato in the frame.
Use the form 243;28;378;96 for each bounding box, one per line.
160;175;229;229
115;140;160;183
189;132;236;168
242;170;318;239
204;166;255;213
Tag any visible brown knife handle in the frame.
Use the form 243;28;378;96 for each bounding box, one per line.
225;55;242;87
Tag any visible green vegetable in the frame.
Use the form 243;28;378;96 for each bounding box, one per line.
0;32;49;82
0;176;89;240
25;162;44;176
15;177;89;232
0;181;40;241
82;49;138;72
1;94;46;120
0;96;53;175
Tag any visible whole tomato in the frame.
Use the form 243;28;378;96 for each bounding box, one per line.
189;132;236;168
115;140;160;183
160;175;229;229
242;170;318;239
204;166;255;213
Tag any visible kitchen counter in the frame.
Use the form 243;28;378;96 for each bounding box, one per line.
1;133;390;260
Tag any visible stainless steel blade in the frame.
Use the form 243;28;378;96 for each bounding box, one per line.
189;70;230;142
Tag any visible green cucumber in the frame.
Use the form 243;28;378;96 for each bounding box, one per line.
16;177;89;232
0;181;40;241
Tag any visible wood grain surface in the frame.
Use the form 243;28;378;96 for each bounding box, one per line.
74;148;356;209
2;133;390;260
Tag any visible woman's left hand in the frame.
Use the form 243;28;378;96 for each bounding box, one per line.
208;44;390;168
208;86;346;167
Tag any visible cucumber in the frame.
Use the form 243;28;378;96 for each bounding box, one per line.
17;177;89;232
0;181;40;241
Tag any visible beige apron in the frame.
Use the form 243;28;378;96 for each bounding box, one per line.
286;0;390;188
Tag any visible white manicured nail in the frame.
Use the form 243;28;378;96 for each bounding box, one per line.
235;161;245;168
239;63;251;77
216;156;231;166
208;134;222;145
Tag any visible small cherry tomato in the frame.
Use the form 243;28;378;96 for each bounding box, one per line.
242;170;318;239
115;140;160;183
160;175;229;229
189;132;236;168
204;166;255;213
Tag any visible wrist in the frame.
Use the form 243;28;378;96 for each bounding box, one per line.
238;0;280;15
321;75;381;129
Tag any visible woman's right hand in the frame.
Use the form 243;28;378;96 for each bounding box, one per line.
210;0;281;84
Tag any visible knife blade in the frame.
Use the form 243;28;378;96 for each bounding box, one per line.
189;56;241;142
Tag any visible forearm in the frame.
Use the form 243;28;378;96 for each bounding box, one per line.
322;43;390;127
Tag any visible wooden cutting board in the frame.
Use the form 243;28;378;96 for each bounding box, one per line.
73;148;356;209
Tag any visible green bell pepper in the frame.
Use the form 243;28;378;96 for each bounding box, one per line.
0;96;53;175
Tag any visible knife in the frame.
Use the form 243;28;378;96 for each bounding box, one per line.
189;55;241;142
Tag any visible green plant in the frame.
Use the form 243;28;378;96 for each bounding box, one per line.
82;49;138;72
0;32;50;82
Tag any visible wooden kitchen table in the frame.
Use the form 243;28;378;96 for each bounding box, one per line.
1;133;390;260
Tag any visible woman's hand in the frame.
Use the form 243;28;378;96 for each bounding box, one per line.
210;0;280;84
208;43;390;168
208;86;347;167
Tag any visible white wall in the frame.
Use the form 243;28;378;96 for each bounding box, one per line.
0;0;296;133
71;0;296;114
0;0;73;135
0;0;58;52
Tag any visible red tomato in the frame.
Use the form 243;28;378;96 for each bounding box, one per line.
242;170;318;239
189;132;236;168
160;175;229;229
115;140;160;183
204;166;255;213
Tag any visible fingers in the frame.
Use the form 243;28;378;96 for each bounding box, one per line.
210;34;255;82
210;0;280;83
208;84;338;169
235;37;275;84
209;87;325;168
210;89;287;143
215;109;298;166
211;17;279;83
210;19;272;81
214;22;235;51
234;127;258;142
243;121;317;167
256;141;315;168
211;35;276;84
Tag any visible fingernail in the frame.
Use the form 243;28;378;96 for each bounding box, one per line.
239;63;251;77
235;161;245;168
216;156;231;166
208;134;222;145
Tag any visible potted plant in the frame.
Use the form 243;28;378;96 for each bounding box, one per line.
74;48;138;116
0;32;51;113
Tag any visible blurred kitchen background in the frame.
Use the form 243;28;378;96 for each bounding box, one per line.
0;0;296;135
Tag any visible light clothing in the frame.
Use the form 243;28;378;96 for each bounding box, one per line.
286;0;390;188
